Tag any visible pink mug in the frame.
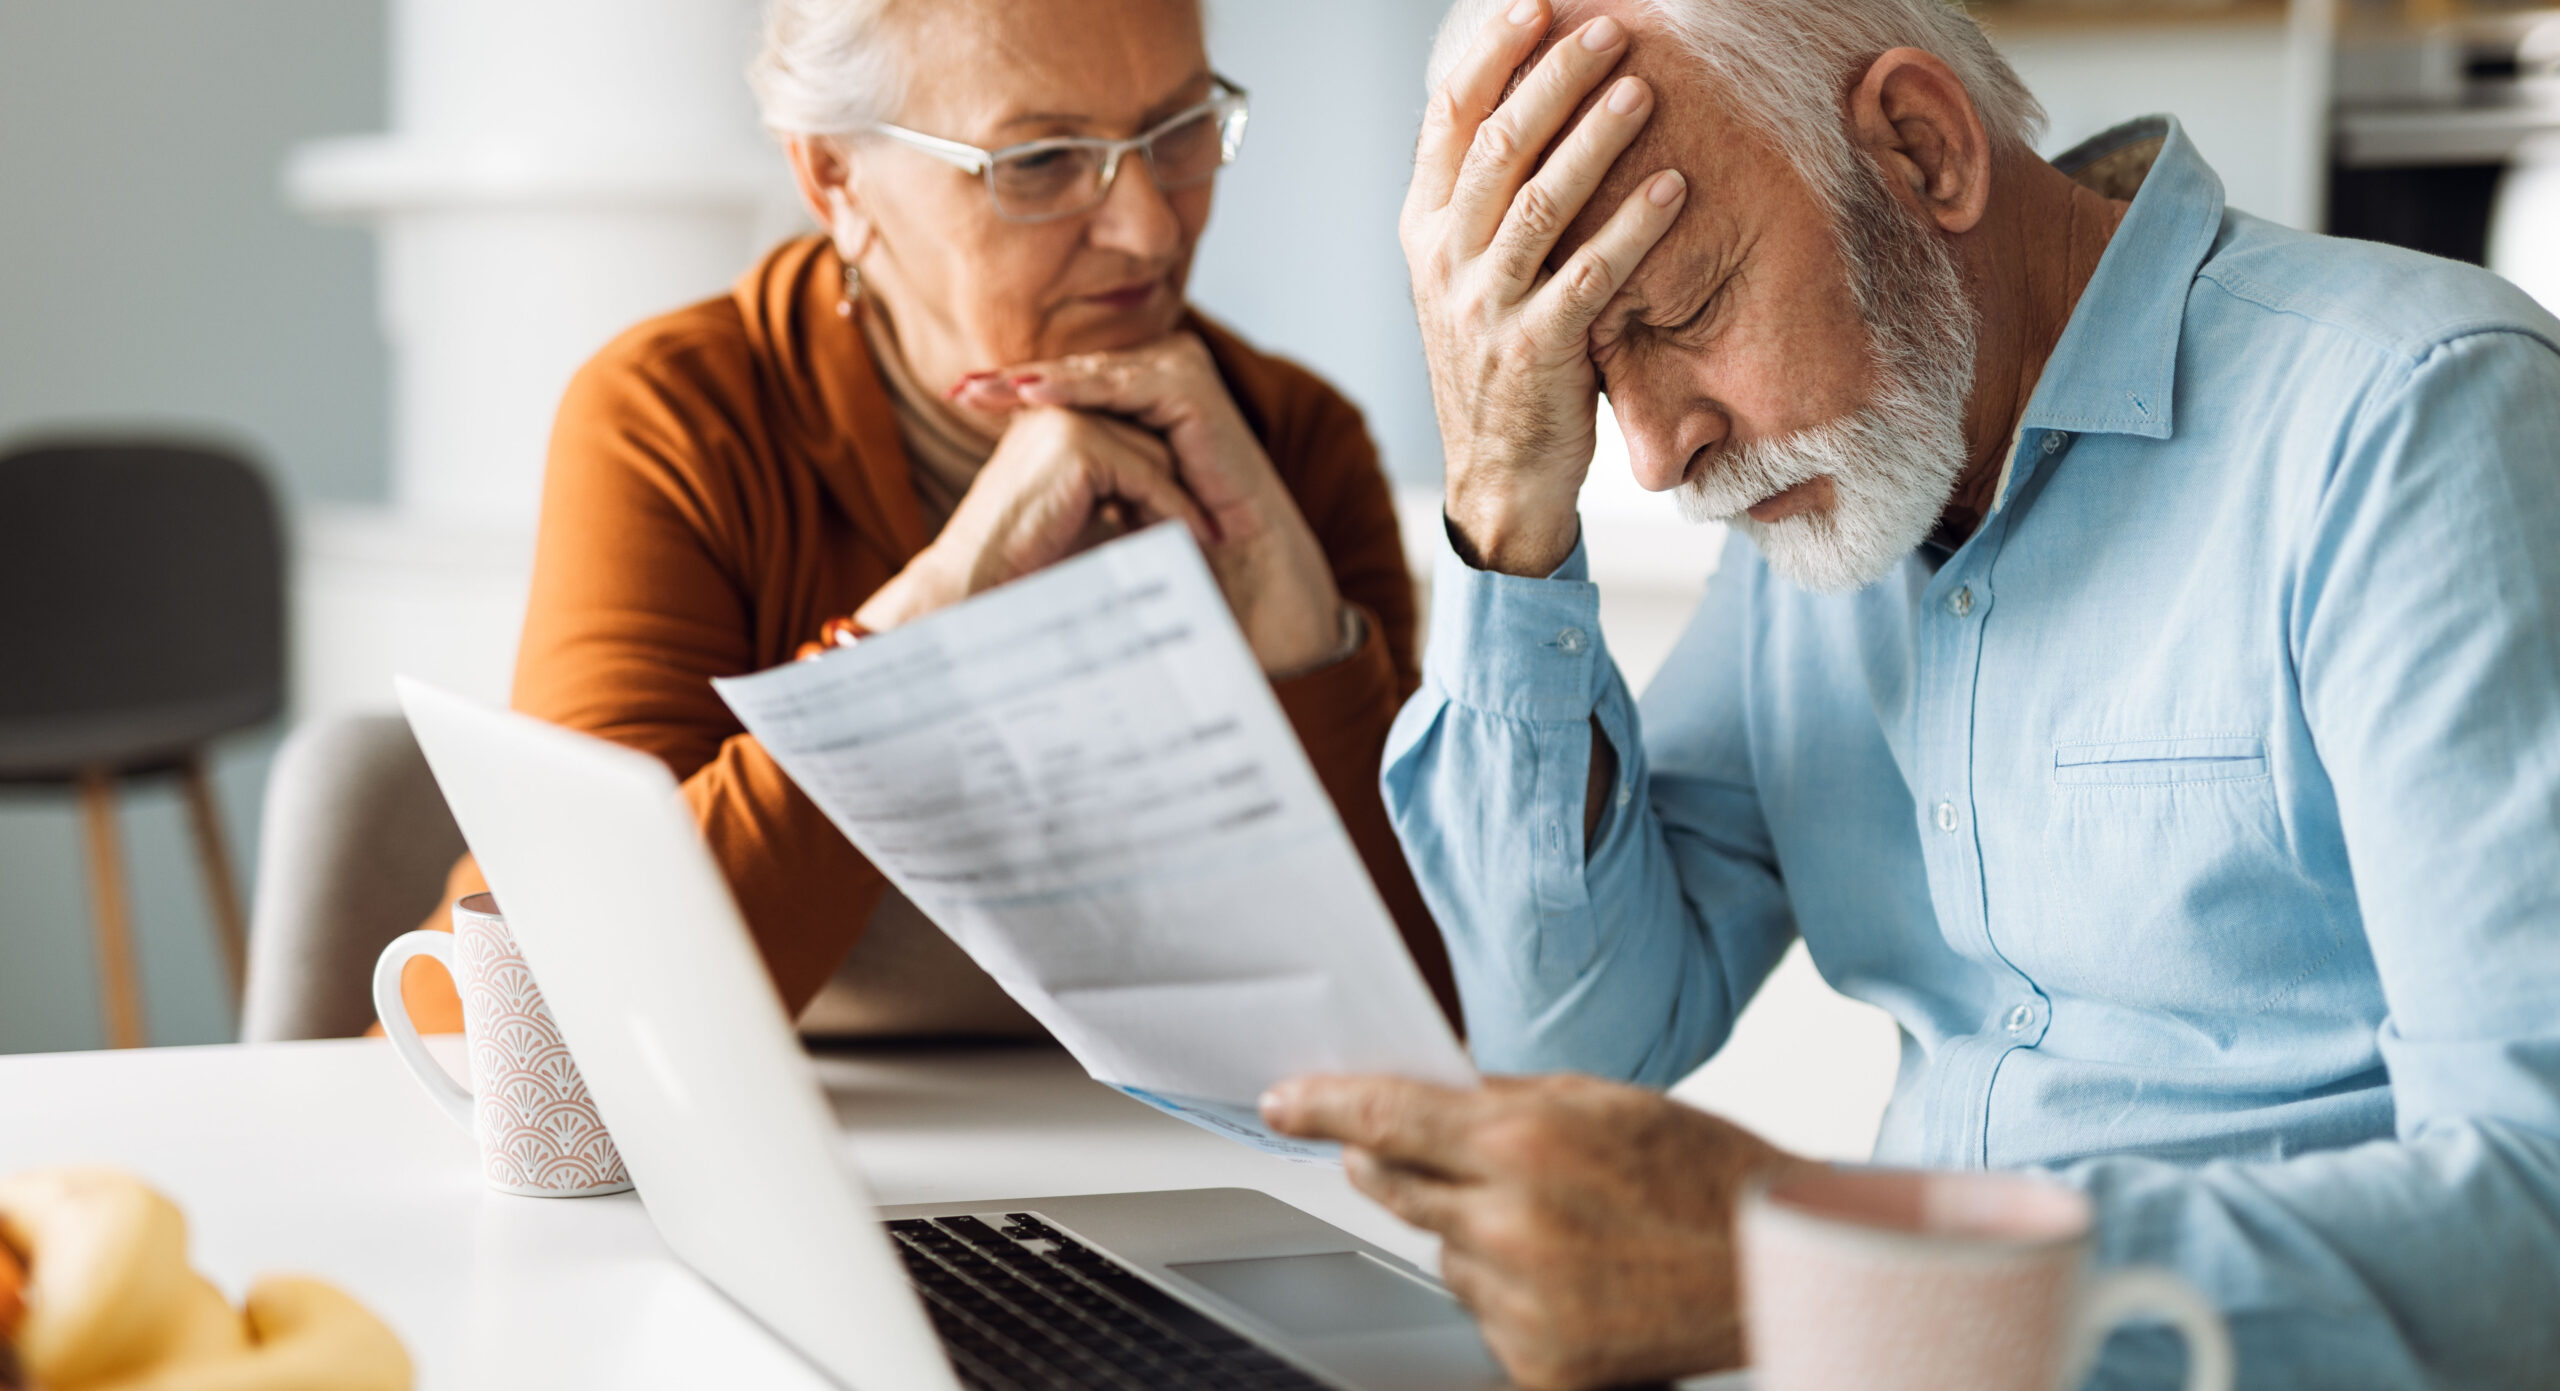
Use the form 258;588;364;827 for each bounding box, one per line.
1738;1167;2232;1391
372;893;633;1197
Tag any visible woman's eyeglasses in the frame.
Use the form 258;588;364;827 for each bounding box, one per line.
866;77;1249;224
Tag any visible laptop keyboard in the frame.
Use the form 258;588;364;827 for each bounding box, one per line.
890;1213;1340;1391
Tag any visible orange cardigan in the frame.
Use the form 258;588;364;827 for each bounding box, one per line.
399;237;1460;1032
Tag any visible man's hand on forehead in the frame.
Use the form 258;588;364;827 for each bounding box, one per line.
1401;0;1688;578
1512;3;1705;281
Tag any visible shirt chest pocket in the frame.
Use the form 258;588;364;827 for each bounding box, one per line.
2053;736;2266;786
2034;734;2342;1021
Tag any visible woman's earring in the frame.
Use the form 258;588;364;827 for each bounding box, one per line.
830;194;872;319
837;258;861;318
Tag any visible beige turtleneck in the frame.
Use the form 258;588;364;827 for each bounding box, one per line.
856;295;999;537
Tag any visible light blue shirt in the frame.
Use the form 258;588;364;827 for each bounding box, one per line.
1382;118;2560;1389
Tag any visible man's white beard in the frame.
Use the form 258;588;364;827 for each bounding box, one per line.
1674;163;1981;594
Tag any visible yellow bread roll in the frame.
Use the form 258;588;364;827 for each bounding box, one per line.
0;1169;410;1391
0;1169;201;1388
0;1230;25;1336
75;1276;252;1391
82;1278;411;1391
1;1235;24;1391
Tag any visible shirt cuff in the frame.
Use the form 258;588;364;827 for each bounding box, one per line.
1424;511;1606;723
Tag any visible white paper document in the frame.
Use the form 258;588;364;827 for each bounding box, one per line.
713;523;1473;1161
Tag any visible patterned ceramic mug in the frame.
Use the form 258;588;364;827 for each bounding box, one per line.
1738;1167;2233;1391
371;893;633;1197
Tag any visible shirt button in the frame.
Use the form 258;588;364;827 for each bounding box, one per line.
2005;1003;2036;1034
2041;431;2070;457
1934;801;1958;832
1555;627;1589;655
1616;784;1632;808
1947;586;1974;618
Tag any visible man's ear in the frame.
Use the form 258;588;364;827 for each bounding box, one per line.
784;134;871;249
1845;48;1992;236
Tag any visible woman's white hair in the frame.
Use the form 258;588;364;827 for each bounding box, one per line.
749;0;910;137
1426;0;2045;217
748;0;1214;140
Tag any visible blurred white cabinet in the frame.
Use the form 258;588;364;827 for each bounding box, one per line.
284;0;793;715
1987;1;2335;230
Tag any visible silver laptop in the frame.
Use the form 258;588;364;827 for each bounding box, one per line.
397;678;1510;1391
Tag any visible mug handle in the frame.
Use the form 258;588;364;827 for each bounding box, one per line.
2066;1265;2236;1391
371;930;475;1135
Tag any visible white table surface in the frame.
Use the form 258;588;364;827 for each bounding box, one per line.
0;1037;1460;1390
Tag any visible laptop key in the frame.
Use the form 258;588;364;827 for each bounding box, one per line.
896;1231;1147;1391
936;1218;1254;1388
890;1215;1343;1390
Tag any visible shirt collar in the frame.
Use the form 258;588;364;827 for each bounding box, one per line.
2017;115;2226;445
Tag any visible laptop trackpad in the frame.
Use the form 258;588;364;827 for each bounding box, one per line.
1170;1251;1472;1338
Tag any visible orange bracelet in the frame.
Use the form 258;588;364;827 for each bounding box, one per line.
793;615;873;662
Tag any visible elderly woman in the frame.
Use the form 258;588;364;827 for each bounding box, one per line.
394;0;1458;1035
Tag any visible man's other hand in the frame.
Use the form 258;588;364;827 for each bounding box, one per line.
1405;0;1685;576
1261;1073;1816;1390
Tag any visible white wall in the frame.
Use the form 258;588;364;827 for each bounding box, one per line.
0;1;388;502
1189;0;1449;485
0;0;388;1053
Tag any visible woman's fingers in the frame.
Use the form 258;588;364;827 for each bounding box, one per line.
969;338;1285;531
1442;15;1631;255
1082;415;1214;546
1409;0;1551;223
1524;168;1686;347
1086;410;1175;467
953;338;1199;435
1012;353;1184;430
1482;74;1655;294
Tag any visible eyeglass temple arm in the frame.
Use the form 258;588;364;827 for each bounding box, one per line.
868;79;1242;176
867;124;990;175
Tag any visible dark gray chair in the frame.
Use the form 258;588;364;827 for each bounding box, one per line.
0;440;284;1047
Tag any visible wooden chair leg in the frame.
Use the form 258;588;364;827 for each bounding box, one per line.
179;752;249;1004
76;770;146;1050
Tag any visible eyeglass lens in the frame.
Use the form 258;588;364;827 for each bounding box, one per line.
987;106;1237;220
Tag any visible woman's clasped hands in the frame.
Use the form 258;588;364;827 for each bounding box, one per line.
856;332;1350;677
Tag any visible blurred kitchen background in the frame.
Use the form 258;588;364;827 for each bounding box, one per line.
3;0;2554;1160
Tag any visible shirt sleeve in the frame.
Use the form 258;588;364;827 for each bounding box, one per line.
2058;329;2560;1390
1379;521;1797;1083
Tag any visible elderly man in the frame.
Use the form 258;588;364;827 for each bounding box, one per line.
1259;0;2560;1386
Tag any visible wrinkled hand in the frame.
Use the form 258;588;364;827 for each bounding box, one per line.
857;405;1210;631
1407;0;1686;576
1262;1073;1815;1391
954;335;1347;676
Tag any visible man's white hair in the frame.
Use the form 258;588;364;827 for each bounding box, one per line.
1425;0;2045;218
